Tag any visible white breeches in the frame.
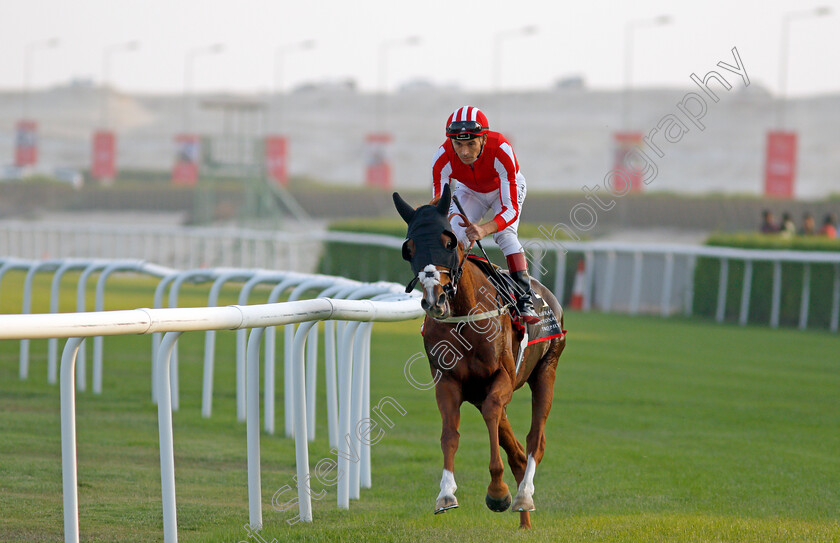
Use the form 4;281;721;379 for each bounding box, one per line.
446;179;527;256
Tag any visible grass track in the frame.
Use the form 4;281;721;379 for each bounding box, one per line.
0;274;839;542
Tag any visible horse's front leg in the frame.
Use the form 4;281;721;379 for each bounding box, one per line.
435;379;461;514
482;370;514;513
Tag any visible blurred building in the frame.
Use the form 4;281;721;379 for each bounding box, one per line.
0;81;838;199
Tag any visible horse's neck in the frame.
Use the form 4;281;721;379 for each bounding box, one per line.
451;260;497;316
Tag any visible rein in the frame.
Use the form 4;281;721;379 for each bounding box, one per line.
450;197;518;310
426;215;513;324
444;211;473;300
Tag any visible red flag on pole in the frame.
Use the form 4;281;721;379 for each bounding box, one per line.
265;135;288;186
763;131;797;198
172;134;200;186
365;132;393;189
91;130;116;183
612;131;644;193
15;120;38;167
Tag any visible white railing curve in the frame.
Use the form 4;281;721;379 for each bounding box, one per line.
0;290;423;543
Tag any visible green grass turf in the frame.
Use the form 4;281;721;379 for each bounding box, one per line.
0;274;839;542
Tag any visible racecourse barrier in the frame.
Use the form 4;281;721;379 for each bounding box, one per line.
5;259;357;439
0;267;423;542
2;222;838;331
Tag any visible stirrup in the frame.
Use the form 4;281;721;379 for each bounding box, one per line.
517;302;541;325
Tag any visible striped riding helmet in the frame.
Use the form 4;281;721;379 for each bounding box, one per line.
445;106;490;140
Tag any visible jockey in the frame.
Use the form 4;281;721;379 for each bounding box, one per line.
431;105;540;325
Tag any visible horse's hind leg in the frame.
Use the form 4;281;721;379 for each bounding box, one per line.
481;371;514;513
512;354;558;516
498;410;531;528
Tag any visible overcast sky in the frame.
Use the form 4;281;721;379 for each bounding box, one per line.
1;0;838;96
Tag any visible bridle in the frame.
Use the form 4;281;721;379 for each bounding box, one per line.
394;186;514;326
405;242;465;300
405;211;473;302
441;212;473;300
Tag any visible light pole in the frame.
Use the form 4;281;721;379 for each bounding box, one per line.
183;43;224;133
273;39;315;131
376;35;421;131
622;15;671;130
492;25;537;94
23;37;60;118
101;40;139;129
764;6;831;198
777;6;831;128
93;40;138;184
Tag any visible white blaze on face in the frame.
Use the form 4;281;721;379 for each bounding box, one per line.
419;264;441;306
437;469;457;500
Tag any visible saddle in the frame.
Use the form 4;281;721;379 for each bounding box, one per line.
465;255;562;345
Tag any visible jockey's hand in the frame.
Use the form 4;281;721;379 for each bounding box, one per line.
465;221;499;242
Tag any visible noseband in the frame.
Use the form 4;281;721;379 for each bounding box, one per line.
439;262;463;300
408;257;464;300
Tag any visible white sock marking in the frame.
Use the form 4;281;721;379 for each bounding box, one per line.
517;454;536;498
437;469;457;500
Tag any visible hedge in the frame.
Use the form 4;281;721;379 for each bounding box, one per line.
692;233;840;329
318;218;581;304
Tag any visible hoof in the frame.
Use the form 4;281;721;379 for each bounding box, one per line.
511;493;535;512
485;491;512;512
435;495;458;514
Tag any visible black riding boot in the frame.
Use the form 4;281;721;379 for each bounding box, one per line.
510;270;541;325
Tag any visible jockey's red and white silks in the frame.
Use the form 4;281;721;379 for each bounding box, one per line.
431;131;524;232
446;105;489;127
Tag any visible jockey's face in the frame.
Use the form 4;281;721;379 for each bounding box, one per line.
451;135;485;165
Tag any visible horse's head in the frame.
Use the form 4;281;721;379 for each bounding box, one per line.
393;184;461;320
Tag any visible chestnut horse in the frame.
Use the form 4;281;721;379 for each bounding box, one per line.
393;185;565;529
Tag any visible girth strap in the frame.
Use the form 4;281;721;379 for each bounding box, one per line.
431;304;512;324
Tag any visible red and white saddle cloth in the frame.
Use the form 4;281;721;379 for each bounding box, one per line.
518;290;565;345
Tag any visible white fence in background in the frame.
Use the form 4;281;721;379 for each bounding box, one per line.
547;241;840;332
0;220;404;272
0;259;423;542
2;222;837;332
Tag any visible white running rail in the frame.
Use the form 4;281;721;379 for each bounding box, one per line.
0;292;423;543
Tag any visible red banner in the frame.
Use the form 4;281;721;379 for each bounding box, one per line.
91;130;116;182
265;135;288;186
365;133;392;189
15;120;38;167
172;134;200;186
612;131;644;193
763;131;797;198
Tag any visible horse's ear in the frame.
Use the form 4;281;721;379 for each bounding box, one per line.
392;192;415;224
437;184;451;216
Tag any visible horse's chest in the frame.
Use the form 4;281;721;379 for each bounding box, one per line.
424;336;508;380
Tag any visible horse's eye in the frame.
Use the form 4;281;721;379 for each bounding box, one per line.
402;240;414;261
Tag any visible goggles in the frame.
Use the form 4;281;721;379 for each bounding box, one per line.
446;120;488;139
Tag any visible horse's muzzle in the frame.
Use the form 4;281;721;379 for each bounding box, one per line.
421;292;449;319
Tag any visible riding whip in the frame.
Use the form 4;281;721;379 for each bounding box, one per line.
451;194;518;309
